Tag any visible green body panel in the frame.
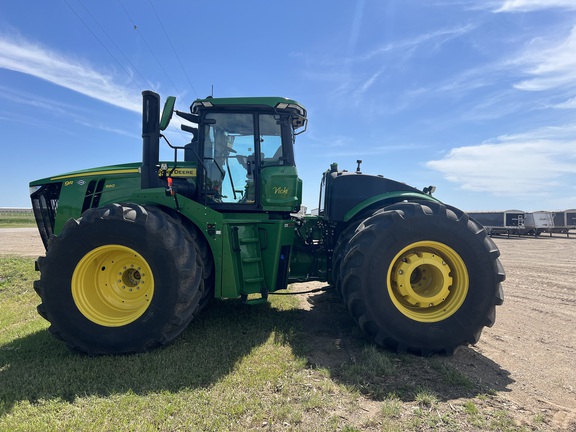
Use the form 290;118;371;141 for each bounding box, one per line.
34;162;196;234
260;166;301;211
222;216;295;298
57;169;141;233
30;162;141;185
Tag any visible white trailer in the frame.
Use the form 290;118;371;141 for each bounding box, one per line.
523;211;554;237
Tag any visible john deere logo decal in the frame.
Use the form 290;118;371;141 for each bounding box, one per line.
158;168;197;177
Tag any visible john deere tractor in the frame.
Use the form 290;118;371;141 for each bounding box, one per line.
30;91;504;356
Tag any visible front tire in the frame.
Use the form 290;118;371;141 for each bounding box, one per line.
35;204;203;355
340;201;505;355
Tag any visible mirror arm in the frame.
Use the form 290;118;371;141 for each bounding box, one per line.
175;110;199;123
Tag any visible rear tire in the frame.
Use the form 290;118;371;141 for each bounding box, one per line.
340;201;505;355
35;203;203;355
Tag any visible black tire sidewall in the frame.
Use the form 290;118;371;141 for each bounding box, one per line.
42;210;192;354
344;203;499;351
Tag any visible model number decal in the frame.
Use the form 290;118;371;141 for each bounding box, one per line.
273;186;289;195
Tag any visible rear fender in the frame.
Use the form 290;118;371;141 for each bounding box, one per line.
342;192;440;223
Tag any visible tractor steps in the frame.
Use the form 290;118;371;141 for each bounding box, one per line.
231;224;268;300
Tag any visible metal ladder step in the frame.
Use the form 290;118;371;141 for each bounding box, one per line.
245;276;265;284
239;237;259;244
242;257;262;263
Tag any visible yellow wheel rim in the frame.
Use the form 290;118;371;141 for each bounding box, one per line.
387;241;468;323
72;245;154;327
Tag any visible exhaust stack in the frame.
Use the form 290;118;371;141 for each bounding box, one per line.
141;91;161;189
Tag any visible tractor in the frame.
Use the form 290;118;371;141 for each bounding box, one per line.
30;91;505;356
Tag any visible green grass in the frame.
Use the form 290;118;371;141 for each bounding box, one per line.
0;256;546;431
0;212;35;228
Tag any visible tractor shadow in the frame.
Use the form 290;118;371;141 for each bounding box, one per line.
0;286;513;415
282;286;515;402
0;300;275;414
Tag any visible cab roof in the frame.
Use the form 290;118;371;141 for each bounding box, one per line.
190;96;307;130
192;96;305;115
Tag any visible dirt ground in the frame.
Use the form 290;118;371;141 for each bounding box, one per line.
1;228;575;430
456;235;576;430
0;228;44;257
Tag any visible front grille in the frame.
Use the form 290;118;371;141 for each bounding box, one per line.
31;183;62;249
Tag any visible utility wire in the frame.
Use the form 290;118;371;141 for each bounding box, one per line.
62;0;144;93
118;0;184;100
147;0;198;98
76;0;156;91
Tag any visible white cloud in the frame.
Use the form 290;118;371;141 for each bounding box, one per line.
304;23;477;104
512;26;576;92
358;24;476;63
495;124;576;141
74;119;137;139
495;0;576;12
0;83;76;116
0;34;140;112
553;97;576;109
427;126;576;198
0;83;140;138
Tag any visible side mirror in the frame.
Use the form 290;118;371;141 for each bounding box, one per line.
159;96;176;131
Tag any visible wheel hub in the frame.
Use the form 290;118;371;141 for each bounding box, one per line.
72;245;155;327
393;251;452;307
387;241;469;323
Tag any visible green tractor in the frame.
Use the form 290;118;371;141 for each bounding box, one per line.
30;91;504;356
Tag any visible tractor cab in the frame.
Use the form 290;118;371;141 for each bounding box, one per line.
152;93;307;213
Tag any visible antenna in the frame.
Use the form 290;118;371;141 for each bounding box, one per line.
211;84;214;97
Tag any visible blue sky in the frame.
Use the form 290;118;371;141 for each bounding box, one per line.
1;0;576;212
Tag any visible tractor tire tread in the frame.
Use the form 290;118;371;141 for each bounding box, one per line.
340;201;505;356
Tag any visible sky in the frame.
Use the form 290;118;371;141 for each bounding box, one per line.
1;0;576;212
